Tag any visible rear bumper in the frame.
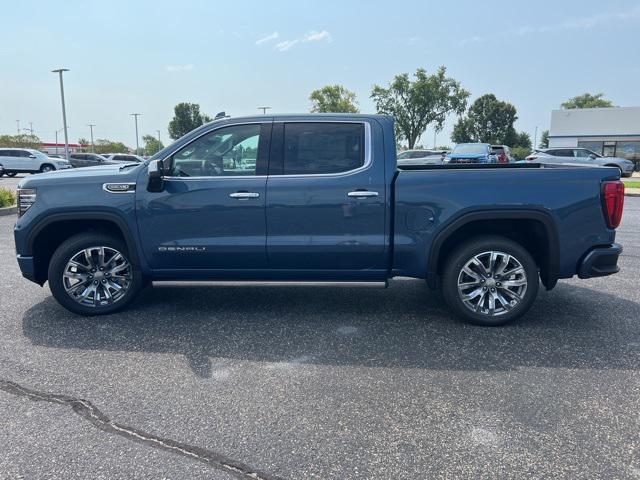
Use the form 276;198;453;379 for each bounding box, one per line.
578;243;622;279
16;255;37;283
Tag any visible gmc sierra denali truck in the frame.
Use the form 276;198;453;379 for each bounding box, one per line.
13;114;625;326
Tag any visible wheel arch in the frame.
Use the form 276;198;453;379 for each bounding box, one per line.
26;212;141;285
427;209;560;291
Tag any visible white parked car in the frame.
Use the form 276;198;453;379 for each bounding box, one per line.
0;148;72;176
526;148;635;177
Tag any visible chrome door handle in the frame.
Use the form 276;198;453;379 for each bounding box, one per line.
348;190;379;198
229;192;260;199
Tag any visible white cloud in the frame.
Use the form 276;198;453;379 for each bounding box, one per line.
255;31;279;45
275;39;299;51
304;30;332;43
164;64;194;72
274;30;332;51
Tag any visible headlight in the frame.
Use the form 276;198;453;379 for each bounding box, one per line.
17;188;36;217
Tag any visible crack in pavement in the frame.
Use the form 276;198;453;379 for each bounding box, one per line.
0;379;284;480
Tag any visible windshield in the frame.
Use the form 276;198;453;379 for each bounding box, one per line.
453;144;487;154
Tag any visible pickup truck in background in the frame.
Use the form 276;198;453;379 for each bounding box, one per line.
13;114;625;326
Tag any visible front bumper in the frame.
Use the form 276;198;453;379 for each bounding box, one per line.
16;255;37;283
578;243;622;279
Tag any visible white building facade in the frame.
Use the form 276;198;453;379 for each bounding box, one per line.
548;107;640;167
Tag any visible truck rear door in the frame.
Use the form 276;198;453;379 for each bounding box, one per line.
265;120;388;276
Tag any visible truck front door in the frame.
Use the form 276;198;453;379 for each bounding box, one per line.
136;122;271;273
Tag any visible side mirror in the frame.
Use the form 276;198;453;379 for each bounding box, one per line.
589;154;597;159
147;159;165;192
29;154;37;159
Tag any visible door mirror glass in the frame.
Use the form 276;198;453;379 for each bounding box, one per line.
29;154;37;159
147;159;164;192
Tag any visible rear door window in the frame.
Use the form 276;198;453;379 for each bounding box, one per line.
281;123;364;175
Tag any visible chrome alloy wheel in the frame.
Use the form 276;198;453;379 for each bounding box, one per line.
457;250;528;317
62;246;132;307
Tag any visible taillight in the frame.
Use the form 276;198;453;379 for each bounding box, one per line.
602;181;624;228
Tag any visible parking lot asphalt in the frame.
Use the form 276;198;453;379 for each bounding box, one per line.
0;176;639;479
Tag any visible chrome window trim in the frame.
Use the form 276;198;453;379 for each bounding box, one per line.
102;182;137;194
160;119;372;181
273;120;372;179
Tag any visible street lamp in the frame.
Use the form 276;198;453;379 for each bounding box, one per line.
131;113;141;154
87;124;96;152
54;128;65;155
52;68;70;160
156;130;161;143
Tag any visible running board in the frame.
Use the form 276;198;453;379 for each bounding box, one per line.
152;280;389;288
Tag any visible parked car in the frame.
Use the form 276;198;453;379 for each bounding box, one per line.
0;148;72;176
103;153;145;163
14;114;624;326
491;145;513;163
526;148;635;178
68;153;118;168
397;149;448;165
444;143;498;164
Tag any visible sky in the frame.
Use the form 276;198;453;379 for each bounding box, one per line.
1;0;640;149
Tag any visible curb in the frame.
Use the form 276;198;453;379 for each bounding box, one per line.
0;206;17;216
626;193;640;198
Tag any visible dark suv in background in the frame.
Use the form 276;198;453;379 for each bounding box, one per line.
68;153;118;168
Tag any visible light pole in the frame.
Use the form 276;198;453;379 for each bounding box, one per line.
52;68;70;160
16;120;20;135
87;124;96;152
258;106;271;114
54;128;65;155
156;130;161;143
533;126;538;150
28;122;34;135
131;113;141;154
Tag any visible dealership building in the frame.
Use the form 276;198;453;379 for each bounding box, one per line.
548;106;640;166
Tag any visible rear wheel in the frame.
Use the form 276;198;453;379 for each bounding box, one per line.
442;236;539;326
6;172;17;177
48;232;143;315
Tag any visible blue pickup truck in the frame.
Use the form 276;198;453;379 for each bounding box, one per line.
13;114;625;325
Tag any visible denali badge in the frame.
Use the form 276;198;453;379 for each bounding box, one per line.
158;246;207;252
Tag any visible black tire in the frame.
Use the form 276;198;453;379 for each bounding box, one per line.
7;172;17;177
40;164;54;173
441;235;539;326
48;232;143;315
622;172;633;178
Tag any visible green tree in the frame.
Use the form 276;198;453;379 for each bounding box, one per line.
371;67;469;149
143;134;164;156
561;93;613;109
93;139;128;154
452;94;518;145
512;131;531;149
168;103;213;139
309;85;359;113
539;130;549;148
0;134;42;149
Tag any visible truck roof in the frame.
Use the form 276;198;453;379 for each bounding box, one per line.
204;113;393;124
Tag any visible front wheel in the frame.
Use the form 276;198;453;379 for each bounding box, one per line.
6;172;17;177
40;164;54;173
442;236;539;326
48;232;143;315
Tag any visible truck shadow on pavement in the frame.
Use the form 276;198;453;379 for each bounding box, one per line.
21;280;640;377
